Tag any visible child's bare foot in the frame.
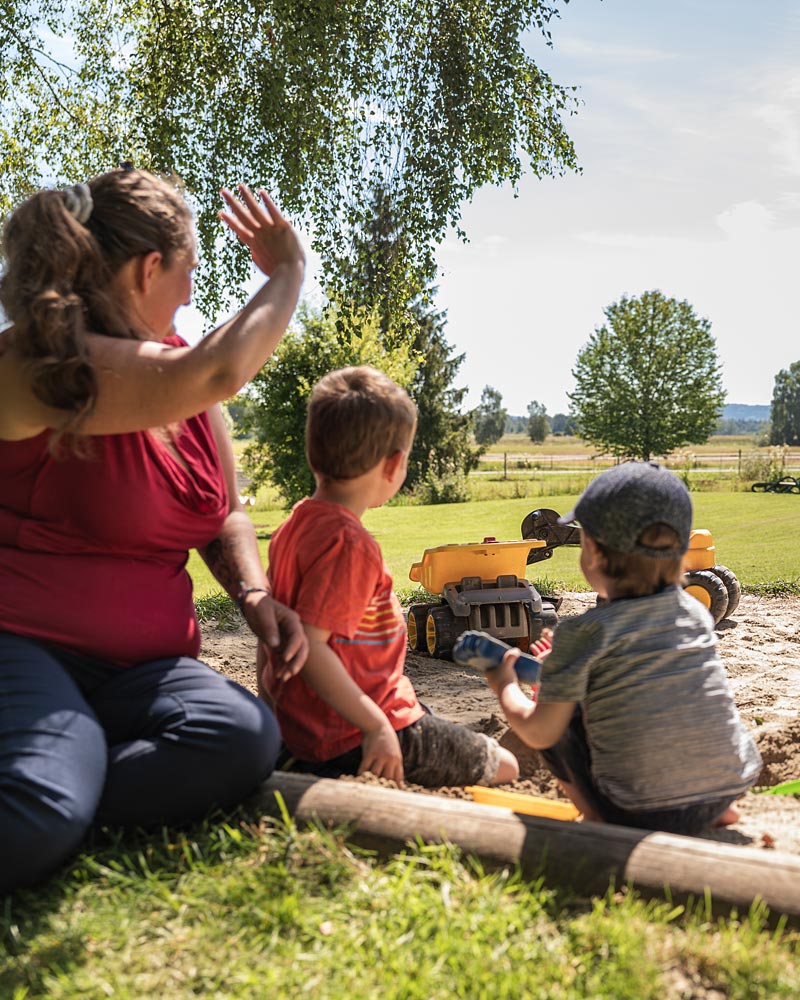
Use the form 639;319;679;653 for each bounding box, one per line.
713;805;740;827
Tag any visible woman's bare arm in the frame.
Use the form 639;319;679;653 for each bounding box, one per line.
0;186;304;439
198;404;308;676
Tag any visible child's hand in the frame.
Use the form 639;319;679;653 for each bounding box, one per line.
484;649;523;697
530;629;553;660
359;721;405;787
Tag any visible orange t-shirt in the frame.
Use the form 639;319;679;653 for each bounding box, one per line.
265;497;424;761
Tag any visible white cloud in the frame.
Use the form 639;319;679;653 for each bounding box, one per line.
557;37;677;63
715;202;776;241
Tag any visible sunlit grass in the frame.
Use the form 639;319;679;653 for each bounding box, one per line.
3;816;798;1000
188;492;800;598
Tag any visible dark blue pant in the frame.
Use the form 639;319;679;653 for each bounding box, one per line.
0;633;280;893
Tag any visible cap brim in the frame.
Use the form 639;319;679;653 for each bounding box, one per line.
557;510;578;526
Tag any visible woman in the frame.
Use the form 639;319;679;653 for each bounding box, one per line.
0;167;308;892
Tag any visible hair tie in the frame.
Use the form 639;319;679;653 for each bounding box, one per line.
62;182;93;225
118;160;135;172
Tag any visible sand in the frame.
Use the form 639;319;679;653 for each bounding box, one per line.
202;592;800;855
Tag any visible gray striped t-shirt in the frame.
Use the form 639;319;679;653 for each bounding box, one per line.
537;586;762;810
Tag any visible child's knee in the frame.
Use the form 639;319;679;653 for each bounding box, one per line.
490;747;520;785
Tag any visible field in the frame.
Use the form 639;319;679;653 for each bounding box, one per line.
188;491;800;598
209;433;800;600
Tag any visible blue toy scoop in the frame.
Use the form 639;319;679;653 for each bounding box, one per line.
452;630;542;686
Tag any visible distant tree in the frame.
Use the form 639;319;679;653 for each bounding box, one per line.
526;400;550;443
769;361;800;446
713;417;769;437
569;290;725;460
504;414;528;433
240;305;415;506
473;386;508;447
550;412;578;435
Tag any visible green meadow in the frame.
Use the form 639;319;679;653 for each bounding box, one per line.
188;491;800;600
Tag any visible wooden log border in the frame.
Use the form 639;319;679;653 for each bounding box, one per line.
251;772;800;920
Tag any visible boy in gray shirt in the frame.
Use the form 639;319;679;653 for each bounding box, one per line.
486;462;762;834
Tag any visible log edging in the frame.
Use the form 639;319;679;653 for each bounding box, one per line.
249;772;800;920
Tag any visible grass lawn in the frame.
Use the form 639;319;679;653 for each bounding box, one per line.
3;814;798;999
188;492;800;599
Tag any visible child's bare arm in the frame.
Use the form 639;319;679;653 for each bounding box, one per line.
301;623;405;785
485;649;575;749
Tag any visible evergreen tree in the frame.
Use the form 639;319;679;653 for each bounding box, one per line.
405;303;481;491
335;184;479;490
550;412;578;435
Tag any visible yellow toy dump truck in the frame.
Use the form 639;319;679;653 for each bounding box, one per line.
520;508;741;626
681;529;741;623
406;536;559;659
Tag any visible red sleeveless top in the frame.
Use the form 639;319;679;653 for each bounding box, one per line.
0;343;228;666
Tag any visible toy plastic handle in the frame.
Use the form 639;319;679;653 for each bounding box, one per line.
452;630;542;685
510;655;542;686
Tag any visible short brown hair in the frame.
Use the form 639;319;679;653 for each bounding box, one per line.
306;366;417;481
596;523;684;598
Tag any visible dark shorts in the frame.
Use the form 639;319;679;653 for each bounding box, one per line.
281;712;501;787
539;708;736;836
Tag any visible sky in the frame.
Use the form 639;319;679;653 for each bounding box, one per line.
178;0;800;417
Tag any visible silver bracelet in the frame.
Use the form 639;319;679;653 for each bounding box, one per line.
235;586;270;609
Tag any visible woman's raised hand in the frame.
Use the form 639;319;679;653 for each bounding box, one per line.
219;184;305;278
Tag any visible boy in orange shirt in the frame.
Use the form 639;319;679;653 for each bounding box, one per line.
259;366;519;787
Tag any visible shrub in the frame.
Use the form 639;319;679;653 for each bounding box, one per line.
739;446;788;484
414;465;469;504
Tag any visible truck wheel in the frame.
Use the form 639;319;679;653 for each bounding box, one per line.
712;565;741;618
684;569;729;625
407;604;433;652
525;602;558;646
426;607;464;660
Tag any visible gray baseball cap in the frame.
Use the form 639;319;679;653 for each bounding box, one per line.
558;461;692;558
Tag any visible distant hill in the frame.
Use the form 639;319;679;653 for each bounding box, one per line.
722;403;770;422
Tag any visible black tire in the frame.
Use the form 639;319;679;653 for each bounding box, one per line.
425;607;465;660
712;565;741;618
683;569;729;624
407;604;434;652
